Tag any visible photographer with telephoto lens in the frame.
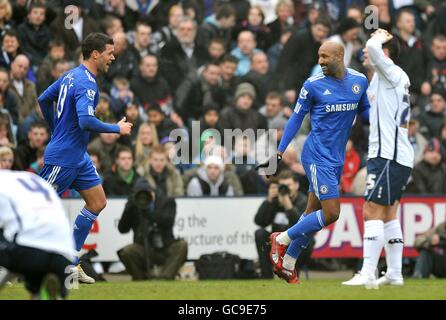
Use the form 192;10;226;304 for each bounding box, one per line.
117;178;188;280
254;170;312;279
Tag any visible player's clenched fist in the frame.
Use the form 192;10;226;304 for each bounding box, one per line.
117;117;133;135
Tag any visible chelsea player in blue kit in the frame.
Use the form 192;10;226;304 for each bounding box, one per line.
38;33;133;283
268;41;371;283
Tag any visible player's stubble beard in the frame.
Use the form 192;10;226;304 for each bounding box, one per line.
323;59;344;78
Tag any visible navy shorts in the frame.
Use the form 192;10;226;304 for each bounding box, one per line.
0;233;71;297
39;155;101;196
364;157;412;206
303;162;343;201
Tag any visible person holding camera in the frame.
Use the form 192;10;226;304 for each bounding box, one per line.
413;222;446;279
254;170;310;279
117;177;188;280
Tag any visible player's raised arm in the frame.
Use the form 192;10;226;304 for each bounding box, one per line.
74;83;132;135
365;29;400;85
277;81;313;155
37;77;62;131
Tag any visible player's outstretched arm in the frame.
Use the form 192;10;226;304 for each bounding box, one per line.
75;82;132;135
278;111;306;154
278;83;312;154
78;116;132;135
256;83;311;174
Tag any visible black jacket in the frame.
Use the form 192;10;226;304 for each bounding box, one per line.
407;161;446;194
160;36;209;90
130;73;171;112
103;169;142;197
17;21;52;67
394;32;426;94
155;117;178;141
219;105;267;133
100;48;139;92
418;110;445;139
255;192;308;232
118;178;177;249
1;90;18;125
200;21;232;50
274;29;321;91
174;72;225;120
14;140;39;171
50;13;100;57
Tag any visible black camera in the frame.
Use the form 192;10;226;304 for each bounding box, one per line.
278;184;290;196
134;190;154;210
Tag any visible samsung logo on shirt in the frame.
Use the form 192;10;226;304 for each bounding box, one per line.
325;103;359;113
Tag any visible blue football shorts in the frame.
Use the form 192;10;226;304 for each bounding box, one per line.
39;155;101;196
302;161;343;201
364;157;412;206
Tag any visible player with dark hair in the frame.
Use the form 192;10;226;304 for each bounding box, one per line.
343;29;413;286
260;41;371;283
37;33;133;284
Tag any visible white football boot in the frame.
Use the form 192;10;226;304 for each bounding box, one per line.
342;272;376;286
71;264;95;284
375;274;404;286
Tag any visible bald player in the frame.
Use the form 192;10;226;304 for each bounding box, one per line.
267;41;371;283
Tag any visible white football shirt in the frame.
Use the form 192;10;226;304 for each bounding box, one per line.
366;37;414;168
0;170;75;261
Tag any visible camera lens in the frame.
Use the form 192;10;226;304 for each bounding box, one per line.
278;184;290;195
135;191;153;209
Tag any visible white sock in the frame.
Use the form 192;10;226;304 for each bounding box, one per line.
360;220;385;277
282;254;296;271
384;220;404;279
277;231;292;245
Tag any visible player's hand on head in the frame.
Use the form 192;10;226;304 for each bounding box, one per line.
117;117;133;136
372;28;393;43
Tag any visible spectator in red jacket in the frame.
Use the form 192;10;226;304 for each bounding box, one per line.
341;139;361;194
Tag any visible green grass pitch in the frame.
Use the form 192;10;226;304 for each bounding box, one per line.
1;279;446;300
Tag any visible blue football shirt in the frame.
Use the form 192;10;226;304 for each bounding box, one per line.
293;68;370;166
39;64;99;168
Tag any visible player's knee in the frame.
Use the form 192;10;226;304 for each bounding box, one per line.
88;198;106;213
363;202;383;220
324;210;340;225
97;198;107;212
330;211;340;223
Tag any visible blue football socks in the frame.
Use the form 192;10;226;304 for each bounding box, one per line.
286;209;325;258
73;207;98;263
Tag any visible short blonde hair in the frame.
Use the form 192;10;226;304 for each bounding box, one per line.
0;145;13;158
0;0;12;21
276;0;295;15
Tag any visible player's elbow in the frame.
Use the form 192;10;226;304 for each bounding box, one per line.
37;95;48;108
78;117;90;131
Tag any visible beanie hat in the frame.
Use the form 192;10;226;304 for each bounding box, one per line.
234;82;256;101
204;155;224;171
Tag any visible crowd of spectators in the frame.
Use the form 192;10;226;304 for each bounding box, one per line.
0;0;445;200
